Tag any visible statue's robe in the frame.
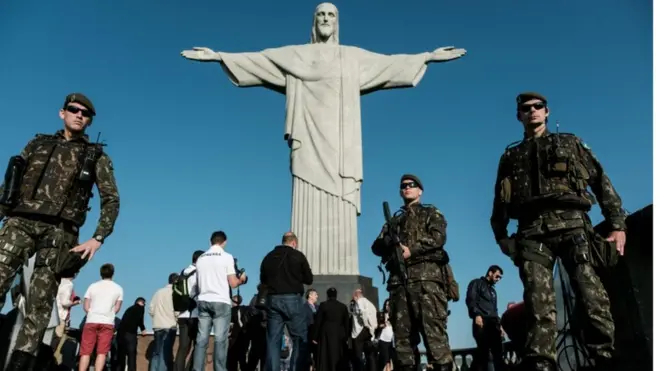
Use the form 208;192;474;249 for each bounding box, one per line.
219;44;430;274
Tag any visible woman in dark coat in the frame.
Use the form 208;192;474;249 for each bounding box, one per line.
313;288;350;371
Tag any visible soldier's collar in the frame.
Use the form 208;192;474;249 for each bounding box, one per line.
401;202;422;212
523;128;550;140
55;129;90;143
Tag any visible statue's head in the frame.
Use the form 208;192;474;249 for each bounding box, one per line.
311;2;339;44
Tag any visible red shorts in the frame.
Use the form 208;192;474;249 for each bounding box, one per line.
79;323;115;356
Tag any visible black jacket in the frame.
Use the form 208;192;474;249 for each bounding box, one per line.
117;304;146;335
465;277;499;319
260;245;313;295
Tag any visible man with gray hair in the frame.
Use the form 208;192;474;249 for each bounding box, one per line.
349;288;378;371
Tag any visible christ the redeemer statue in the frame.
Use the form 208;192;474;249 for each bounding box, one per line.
181;2;466;276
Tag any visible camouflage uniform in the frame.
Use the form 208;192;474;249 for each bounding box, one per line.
0;94;120;360
371;200;453;371
491;93;625;369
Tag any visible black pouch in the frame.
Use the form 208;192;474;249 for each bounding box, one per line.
589;232;619;269
570;233;591;265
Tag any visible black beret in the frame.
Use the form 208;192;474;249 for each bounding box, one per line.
516;91;547;106
63;93;96;116
400;174;423;190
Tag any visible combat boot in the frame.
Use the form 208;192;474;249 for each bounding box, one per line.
594;356;614;371
394;365;417;371
6;350;35;371
430;363;453;371
520;357;557;371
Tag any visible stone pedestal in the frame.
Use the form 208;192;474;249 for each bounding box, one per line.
307;275;380;307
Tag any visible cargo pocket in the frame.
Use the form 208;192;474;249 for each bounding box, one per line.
0;225;34;271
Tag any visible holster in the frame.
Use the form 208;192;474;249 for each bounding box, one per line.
515;238;555;270
35;245;87;278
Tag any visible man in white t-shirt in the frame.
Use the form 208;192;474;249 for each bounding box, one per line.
79;263;124;371
191;231;247;371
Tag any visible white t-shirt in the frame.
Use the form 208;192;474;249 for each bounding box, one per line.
84;279;124;325
195;245;235;305
178;264;199;319
379;324;393;342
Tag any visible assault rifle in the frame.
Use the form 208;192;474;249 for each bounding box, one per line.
382;202;408;287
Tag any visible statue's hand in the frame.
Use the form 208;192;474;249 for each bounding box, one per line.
180;47;221;62
428;46;467;63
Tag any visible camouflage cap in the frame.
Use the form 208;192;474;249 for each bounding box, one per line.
400;174;424;190
63;93;96;116
516;91;547;106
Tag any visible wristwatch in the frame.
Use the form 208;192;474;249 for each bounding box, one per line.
93;235;104;244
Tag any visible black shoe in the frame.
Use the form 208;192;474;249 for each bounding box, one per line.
6;350;35;371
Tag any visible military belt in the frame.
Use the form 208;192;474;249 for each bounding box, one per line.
8;213;78;235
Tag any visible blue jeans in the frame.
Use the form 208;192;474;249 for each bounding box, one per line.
192;301;232;371
265;294;308;371
150;328;177;371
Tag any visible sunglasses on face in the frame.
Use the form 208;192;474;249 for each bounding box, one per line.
66;105;93;118
400;182;419;190
519;103;546;113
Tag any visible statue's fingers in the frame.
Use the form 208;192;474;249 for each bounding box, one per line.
192;46;205;51
443;46;455;50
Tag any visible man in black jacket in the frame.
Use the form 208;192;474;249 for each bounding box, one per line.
465;265;505;371
260;232;313;371
115;297;146;371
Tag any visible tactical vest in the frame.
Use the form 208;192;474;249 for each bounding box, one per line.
385;204;448;285
502;133;595;219
11;134;103;227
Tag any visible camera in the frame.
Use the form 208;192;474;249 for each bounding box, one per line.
234;258;247;284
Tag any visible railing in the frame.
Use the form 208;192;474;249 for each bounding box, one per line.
418;341;520;370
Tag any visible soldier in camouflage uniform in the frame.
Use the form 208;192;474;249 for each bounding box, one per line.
371;174;454;371
490;92;626;371
0;93;120;370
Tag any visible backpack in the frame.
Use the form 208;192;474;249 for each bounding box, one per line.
172;268;197;312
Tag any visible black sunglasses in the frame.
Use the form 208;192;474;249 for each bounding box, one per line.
519;102;546;113
400;182;419;190
66;105;93;118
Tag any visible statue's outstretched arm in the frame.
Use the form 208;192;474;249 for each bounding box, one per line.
181;47;222;62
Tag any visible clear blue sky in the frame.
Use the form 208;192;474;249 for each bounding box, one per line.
0;0;651;349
